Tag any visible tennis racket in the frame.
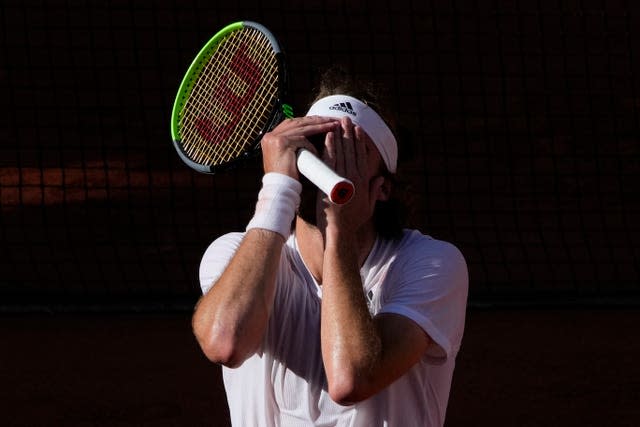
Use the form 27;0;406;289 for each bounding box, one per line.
170;21;354;204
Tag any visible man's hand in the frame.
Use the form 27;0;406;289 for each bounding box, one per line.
261;116;339;179
315;117;432;405
320;117;386;237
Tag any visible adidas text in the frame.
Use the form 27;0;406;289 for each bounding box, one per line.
329;102;357;116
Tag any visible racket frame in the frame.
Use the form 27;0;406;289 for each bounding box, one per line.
170;21;354;204
170;21;292;174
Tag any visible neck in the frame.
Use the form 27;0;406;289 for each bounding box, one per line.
294;216;377;284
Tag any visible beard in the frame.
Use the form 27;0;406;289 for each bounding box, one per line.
297;175;320;226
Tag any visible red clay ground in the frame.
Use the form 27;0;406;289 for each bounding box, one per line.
1;308;639;426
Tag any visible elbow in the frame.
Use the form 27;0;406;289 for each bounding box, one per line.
326;371;372;406
192;316;248;368
197;334;246;368
328;381;357;406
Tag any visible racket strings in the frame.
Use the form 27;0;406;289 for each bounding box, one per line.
182;34;249;163
179;27;279;167
180;30;264;162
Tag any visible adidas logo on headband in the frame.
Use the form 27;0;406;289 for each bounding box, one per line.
306;95;398;172
329;102;356;116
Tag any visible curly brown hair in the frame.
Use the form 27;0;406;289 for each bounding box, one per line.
309;66;414;240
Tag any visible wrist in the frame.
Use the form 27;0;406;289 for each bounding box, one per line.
246;173;302;239
325;226;358;258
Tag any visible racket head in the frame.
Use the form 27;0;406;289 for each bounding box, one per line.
171;21;293;173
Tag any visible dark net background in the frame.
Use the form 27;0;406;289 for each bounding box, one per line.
1;0;638;311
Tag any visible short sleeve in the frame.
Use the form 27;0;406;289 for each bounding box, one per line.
199;232;245;295
378;239;468;361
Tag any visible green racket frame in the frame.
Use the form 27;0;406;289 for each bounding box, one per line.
170;21;293;174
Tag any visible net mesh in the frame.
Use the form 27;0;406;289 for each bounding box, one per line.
1;1;638;310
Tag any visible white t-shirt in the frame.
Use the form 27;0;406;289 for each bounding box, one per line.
199;229;468;427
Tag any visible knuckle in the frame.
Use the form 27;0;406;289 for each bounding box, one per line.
261;132;275;145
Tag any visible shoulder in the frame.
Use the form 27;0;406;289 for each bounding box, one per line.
201;232;245;260
198;232;245;294
379;230;469;358
211;231;245;247
380;229;469;305
395;229;467;269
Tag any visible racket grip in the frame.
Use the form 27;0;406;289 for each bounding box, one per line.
296;149;355;205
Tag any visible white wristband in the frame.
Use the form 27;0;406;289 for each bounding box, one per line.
246;173;302;239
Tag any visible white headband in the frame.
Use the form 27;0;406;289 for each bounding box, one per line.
306;95;398;173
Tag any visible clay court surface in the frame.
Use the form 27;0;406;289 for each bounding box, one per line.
2;308;639;427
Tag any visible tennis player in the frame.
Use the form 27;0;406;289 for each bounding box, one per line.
193;68;468;426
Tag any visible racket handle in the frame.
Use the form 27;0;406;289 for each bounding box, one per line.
296;149;355;205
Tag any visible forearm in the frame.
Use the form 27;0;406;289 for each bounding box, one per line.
194;170;302;366
193;228;283;367
320;231;382;404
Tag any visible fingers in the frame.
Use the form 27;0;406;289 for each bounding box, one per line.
263;115;369;184
340;117;354;175
323;130;337;170
329;117;366;178
354;125;368;175
274;116;339;137
261;116;340;178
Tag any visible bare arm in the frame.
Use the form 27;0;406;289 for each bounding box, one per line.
320;119;431;404
321;227;431;405
192;116;339;367
192;228;284;367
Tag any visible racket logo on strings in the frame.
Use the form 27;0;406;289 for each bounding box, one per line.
195;42;262;145
171;21;354;204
